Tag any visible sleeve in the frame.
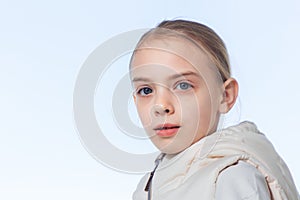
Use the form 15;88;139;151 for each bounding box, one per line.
215;161;271;200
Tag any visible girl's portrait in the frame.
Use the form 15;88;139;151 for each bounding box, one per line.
1;0;300;200
130;20;299;200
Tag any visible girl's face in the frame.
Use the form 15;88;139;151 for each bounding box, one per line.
130;38;224;154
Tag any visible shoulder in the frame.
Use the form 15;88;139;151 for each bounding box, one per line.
132;173;149;200
215;161;271;200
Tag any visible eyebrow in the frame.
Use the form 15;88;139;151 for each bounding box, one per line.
169;71;200;80
131;71;200;82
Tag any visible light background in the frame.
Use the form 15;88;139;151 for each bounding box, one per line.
1;0;300;199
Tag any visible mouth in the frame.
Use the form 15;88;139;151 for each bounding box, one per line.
153;124;181;137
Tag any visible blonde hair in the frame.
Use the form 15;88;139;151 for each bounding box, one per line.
132;19;231;82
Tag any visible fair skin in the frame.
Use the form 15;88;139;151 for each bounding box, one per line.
130;37;238;154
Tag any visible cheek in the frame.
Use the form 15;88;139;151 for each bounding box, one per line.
136;100;152;126
180;90;214;130
196;86;222;134
178;92;209;117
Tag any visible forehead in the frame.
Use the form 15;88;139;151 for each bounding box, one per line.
133;36;208;63
130;37;217;79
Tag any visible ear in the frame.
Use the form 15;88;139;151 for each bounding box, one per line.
219;78;239;113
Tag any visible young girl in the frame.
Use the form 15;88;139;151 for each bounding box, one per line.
130;19;299;200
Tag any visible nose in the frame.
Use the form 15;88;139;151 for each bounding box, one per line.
152;89;175;116
153;104;173;116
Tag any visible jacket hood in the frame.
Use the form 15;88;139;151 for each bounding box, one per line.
133;121;300;200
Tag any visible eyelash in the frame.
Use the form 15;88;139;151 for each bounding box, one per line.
174;81;193;91
136;87;153;96
136;81;193;97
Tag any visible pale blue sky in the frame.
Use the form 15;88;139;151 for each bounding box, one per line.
1;0;299;199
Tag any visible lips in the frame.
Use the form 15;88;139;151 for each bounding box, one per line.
154;123;180;137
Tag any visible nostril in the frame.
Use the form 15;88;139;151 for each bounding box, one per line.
152;104;172;116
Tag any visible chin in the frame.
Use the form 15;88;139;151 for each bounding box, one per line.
157;143;189;155
150;134;193;155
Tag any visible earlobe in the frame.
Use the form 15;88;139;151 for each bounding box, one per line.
219;78;239;113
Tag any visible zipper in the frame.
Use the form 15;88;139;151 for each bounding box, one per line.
144;153;166;200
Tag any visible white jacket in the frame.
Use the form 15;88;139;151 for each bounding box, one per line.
133;121;299;200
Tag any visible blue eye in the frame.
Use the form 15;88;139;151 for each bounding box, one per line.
137;87;153;96
176;82;192;90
